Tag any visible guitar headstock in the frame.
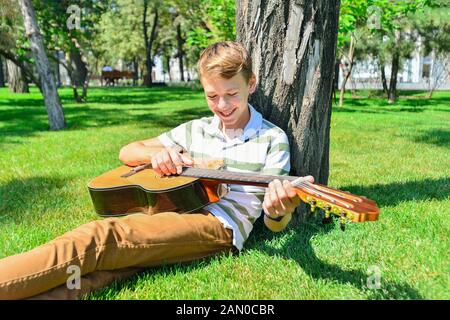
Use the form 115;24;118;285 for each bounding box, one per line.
293;181;380;228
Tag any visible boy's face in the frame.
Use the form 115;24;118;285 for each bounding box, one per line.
201;72;256;131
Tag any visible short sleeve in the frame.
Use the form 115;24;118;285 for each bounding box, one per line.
261;130;291;176
157;120;194;152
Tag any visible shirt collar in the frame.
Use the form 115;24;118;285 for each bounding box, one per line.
207;103;263;142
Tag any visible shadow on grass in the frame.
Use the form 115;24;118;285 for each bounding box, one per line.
85;215;423;300
339;177;449;208
0;176;69;226
413;129;450;148
70;106;210;128
333;95;449;114
0;87;210;147
244;217;423;300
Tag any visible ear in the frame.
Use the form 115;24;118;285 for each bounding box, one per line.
248;74;257;94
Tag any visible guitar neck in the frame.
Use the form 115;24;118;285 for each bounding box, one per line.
180;167;299;187
180;167;356;210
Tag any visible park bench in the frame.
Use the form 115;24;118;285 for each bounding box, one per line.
101;70;134;86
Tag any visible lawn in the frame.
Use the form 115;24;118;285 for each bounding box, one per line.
0;86;448;300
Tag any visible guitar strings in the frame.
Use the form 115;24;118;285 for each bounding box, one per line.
192;167;353;209
133;166;354;209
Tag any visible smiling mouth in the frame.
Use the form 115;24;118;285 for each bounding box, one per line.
219;109;236;118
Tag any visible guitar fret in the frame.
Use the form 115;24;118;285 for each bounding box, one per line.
182;167;289;186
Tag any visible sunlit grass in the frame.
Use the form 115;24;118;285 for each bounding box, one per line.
0;87;448;299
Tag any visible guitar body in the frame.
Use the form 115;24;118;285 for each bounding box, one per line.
88;166;225;217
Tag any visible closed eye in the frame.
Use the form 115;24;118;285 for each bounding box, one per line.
207;95;217;99
228;92;238;96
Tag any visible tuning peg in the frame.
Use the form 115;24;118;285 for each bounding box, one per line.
309;200;317;216
339;212;347;232
322;206;332;224
324;206;332;219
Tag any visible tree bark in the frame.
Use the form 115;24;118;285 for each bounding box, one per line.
176;23;185;82
6;59;29;93
0;56;5;87
143;1;158;87
18;0;65;130
237;0;340;220
54;51;62;87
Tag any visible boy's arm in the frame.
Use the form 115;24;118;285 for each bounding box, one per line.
119;137;193;176
118;137;166;166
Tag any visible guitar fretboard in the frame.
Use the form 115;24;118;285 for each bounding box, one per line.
180;167;300;187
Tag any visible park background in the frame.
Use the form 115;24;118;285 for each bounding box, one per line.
0;0;449;299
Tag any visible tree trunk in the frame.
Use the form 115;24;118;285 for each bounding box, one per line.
166;56;172;82
176;23;185;82
388;30;401;104
388;52;399;104
333;58;339;90
185;55;191;81
18;0;66;130
380;61;387;93
0;56;5;87
6;59;29;93
133;58;139;86
1;48;42;90
143;1;158;87
338;34;355;107
69;46;89;102
54;51;62;87
237;0;340;220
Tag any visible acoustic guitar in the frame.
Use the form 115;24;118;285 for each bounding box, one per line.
87;163;380;229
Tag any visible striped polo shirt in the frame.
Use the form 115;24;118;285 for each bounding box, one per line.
158;104;291;250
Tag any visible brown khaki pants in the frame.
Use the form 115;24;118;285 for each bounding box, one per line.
0;211;234;300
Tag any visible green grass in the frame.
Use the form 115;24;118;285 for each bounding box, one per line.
0;87;448;299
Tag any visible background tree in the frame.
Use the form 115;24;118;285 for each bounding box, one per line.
18;0;65;130
412;3;450;98
237;0;340;220
142;0;160;86
32;0;107;102
0;0;37;92
368;0;431;103
337;0;368;107
183;0;236;69
95;0;147;85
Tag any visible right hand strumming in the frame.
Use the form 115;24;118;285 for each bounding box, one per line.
151;146;194;176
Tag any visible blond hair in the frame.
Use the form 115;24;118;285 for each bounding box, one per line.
197;41;254;83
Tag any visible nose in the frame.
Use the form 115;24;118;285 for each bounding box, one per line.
217;96;230;110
